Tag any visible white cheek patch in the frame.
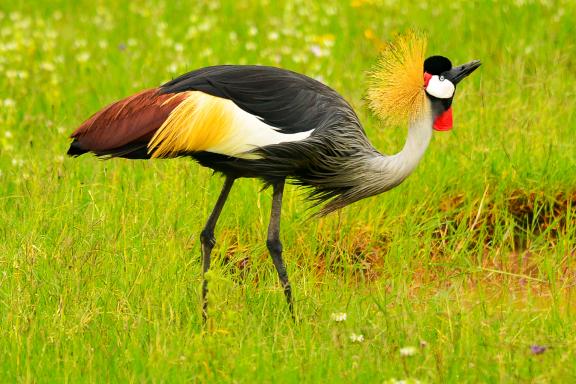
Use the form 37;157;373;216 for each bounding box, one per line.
426;75;455;99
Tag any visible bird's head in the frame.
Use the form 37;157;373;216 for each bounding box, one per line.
367;32;481;130
423;55;481;130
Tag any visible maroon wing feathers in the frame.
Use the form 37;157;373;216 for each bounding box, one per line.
70;89;187;152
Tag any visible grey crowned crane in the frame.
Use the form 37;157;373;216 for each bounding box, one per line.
67;34;481;319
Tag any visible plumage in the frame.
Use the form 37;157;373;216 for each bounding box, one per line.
159;65;348;134
67;33;481;319
367;32;428;124
148;90;314;159
68;89;188;156
69;65;376;213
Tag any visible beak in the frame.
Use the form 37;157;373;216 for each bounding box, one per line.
445;59;481;85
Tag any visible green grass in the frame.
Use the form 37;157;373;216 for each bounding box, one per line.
1;0;576;382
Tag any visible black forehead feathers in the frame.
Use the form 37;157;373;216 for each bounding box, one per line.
424;56;452;75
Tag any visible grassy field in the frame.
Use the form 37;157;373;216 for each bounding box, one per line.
1;0;575;382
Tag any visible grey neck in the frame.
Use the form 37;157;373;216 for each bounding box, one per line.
369;110;433;191
311;105;434;215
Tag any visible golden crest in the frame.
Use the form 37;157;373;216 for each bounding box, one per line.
367;32;428;124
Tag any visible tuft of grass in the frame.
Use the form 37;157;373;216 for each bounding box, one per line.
1;0;575;382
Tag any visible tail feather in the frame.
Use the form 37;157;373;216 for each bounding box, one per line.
68;89;188;158
67;139;88;157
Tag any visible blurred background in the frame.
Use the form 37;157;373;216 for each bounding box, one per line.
0;1;575;382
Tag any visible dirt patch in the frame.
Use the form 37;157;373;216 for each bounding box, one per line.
333;189;575;285
434;189;575;250
310;225;391;283
507;190;576;240
210;189;575;287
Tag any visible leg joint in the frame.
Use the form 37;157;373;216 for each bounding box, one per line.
266;238;283;255
200;229;215;248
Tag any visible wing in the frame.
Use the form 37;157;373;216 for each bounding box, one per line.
68;65;353;158
159;65;351;134
68;89;188;157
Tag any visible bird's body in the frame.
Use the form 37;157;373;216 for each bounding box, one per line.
68;34;480;319
69;65;416;214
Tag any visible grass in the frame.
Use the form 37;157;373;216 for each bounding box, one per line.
1;0;576;382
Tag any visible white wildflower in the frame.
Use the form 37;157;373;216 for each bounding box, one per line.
46;29;58;40
3;99;15;107
350;333;364;343
156;21;167;34
268;32;279;41
16;18;31;30
298;53;310;63
76;52;90;63
198;21;211;32
200;47;213;58
40;62;55;71
281;27;295;37
399;346;418;357
166;63;178;73
4;130;13;138
164;39;176;48
309;44;323;57
185;26;198;39
42;41;55;51
10;12;21;21
73;39;87;48
3;42;18;51
248;26;258;36
330;312;347;322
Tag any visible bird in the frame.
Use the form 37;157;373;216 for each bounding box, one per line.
67;33;480;319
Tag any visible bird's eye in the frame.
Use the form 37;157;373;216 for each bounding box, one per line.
439;75;445;81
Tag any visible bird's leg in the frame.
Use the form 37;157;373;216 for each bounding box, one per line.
201;176;235;322
266;179;294;317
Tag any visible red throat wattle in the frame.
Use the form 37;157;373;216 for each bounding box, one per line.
424;72;453;131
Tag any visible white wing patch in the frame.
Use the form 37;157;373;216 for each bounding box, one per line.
209;96;314;158
148;91;314;159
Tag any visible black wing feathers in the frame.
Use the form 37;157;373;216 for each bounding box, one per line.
160;65;352;134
